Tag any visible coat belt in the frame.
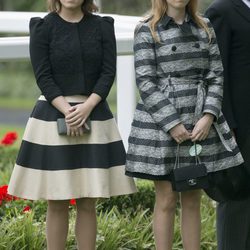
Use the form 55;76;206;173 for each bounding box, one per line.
166;76;232;152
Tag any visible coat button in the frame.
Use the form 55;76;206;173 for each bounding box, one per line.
171;45;177;51
194;43;200;48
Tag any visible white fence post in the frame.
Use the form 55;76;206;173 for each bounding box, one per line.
95;0;102;11
116;55;136;150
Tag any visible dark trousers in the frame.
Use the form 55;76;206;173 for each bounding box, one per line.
217;198;250;250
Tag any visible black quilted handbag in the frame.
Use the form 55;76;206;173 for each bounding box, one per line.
172;144;210;192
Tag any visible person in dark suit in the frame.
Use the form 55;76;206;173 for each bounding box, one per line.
206;0;250;249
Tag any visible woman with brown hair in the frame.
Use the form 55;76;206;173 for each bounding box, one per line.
126;0;243;249
8;0;136;249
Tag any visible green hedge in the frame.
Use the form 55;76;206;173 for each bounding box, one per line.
98;180;155;214
0;180;155;220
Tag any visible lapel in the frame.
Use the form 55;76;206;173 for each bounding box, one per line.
231;0;250;23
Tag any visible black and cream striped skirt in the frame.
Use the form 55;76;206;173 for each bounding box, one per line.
8;95;136;200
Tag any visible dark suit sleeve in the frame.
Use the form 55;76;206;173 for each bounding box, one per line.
92;17;116;100
205;7;237;129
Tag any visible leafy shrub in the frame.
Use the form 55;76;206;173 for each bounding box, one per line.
0;211;45;250
97;180;155;214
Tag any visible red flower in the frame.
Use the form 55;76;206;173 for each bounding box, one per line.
23;206;31;213
70;199;76;205
1;132;18;146
0;185;13;203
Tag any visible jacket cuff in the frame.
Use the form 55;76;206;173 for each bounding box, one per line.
161;117;182;133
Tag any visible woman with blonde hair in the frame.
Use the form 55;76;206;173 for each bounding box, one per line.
126;0;243;249
8;0;136;249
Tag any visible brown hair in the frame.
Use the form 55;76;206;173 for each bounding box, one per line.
47;0;98;14
148;0;211;42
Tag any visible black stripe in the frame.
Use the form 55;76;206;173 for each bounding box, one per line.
125;170;172;181
131;120;194;131
138;85;156;100
158;51;208;63
222;132;233;141
147;99;172;113
136;25;150;34
129;136;176;147
127;147;240;165
159;113;180;128
168;88;197;98
128;136;221;148
210;37;217;44
210;54;221;61
134;42;153;50
135;59;156;67
132;120;158;130
30;100;113;122
16;140;125;170
127;153;170;165
159;69;204;78
217;115;226;125
137;102;196;115
203;104;220;116
207;91;223;101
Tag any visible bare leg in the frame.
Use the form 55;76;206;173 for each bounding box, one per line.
46;200;70;250
75;198;97;250
180;190;201;250
153;181;178;250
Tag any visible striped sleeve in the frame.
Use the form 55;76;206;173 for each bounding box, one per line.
203;19;224;120
134;23;181;133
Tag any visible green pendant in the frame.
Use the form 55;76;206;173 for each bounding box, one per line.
189;144;202;156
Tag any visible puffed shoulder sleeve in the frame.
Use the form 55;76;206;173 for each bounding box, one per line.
92;16;116;100
29;17;63;102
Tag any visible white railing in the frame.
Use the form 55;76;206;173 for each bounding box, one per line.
0;11;141;149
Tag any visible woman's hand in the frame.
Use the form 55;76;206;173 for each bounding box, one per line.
190;113;214;142
65;102;93;128
65;93;102;129
169;123;191;144
67;124;84;137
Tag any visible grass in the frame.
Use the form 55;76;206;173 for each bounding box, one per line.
0;97;36;110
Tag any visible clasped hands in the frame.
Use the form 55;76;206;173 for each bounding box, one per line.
65;103;91;137
169;113;214;144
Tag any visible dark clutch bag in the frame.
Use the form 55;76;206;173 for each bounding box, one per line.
57;118;91;135
172;163;209;192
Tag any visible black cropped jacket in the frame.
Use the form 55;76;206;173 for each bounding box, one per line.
29;12;116;102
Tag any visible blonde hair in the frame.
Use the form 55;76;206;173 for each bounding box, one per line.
148;0;211;42
47;0;98;14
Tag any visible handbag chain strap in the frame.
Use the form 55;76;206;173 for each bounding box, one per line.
174;142;201;170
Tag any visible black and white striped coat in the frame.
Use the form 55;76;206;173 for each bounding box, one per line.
125;15;244;180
